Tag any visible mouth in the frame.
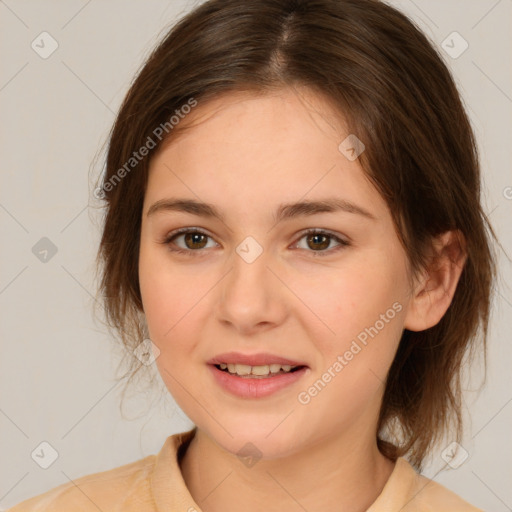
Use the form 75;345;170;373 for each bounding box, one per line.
207;352;309;398
213;362;306;378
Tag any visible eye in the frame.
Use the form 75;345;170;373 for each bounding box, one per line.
162;228;218;255
293;229;350;256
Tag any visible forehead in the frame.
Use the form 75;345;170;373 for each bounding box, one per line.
164;87;348;154
145;88;388;221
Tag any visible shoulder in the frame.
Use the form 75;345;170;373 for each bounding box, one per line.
396;458;484;512
7;454;157;512
408;470;484;512
369;457;484;512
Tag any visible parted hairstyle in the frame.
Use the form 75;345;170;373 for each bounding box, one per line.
94;0;497;470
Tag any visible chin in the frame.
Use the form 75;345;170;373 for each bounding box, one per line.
197;414;310;461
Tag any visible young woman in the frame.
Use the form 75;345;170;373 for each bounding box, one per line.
9;0;496;510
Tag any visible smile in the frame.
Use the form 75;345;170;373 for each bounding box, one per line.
215;363;304;378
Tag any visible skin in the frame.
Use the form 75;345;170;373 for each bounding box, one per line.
138;87;466;512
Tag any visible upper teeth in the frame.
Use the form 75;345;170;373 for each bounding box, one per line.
219;363;296;376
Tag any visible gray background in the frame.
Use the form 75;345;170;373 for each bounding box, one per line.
0;0;511;510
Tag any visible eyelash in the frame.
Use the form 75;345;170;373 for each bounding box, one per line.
161;227;350;257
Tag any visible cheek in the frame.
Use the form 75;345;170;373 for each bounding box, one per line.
291;251;408;379
138;246;202;355
139;259;204;407
139;258;216;427
299;258;404;334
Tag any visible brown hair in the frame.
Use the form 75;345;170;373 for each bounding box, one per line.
94;0;497;469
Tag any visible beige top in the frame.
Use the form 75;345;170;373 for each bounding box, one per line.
8;428;483;511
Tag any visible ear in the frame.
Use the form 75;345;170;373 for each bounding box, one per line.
404;230;467;332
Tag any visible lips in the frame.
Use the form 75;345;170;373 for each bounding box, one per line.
207;352;308;367
206;352;310;398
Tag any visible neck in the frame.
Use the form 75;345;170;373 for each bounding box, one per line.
180;423;395;512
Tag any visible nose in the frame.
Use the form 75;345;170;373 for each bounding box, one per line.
215;245;289;336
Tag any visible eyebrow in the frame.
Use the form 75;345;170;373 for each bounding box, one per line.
146;197;376;223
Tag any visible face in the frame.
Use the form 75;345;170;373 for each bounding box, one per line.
138;87;414;459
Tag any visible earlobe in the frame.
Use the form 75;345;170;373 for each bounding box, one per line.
404;230;467;332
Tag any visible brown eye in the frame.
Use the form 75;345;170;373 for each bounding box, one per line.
163;229;218;254
183;232;208;249
306;233;330;251
294;229;349;255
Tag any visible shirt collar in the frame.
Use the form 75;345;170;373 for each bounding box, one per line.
150;428;200;512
